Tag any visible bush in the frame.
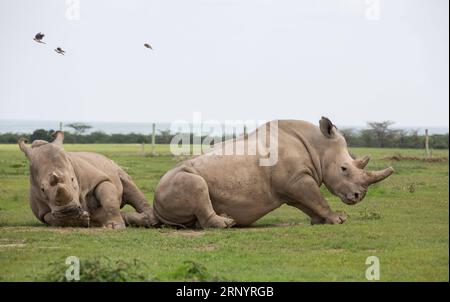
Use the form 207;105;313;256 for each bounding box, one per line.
30;129;54;142
40;257;154;282
170;260;226;282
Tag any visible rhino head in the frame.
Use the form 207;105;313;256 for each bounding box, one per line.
19;131;82;213
318;117;394;205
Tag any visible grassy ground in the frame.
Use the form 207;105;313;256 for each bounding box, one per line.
0;144;448;281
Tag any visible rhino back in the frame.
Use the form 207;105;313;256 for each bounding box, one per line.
67;152;125;193
187;120;327;223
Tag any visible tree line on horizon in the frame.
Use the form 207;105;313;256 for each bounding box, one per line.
0;121;448;149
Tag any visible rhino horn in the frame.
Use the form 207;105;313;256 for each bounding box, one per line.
52;131;64;147
18;138;32;159
50;171;63;186
365;167;395;185
354;155;370;169
55;184;72;204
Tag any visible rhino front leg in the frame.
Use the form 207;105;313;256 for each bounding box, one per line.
286;176;347;225
91;181;126;229
43;208;90;227
287;202;325;225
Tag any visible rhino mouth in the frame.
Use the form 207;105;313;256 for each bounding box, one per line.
340;191;367;205
342;198;358;205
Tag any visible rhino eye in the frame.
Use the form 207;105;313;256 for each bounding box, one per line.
341;166;347;172
41;187;45;193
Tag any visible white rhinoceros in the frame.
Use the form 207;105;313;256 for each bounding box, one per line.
19;131;158;229
152;117;394;228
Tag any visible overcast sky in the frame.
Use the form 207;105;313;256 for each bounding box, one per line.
0;0;448;127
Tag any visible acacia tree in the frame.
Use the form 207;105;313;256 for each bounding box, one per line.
157;130;173;144
367;121;395;148
339;128;356;145
66;123;92;135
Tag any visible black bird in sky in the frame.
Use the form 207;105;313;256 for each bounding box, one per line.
33;32;45;44
54;47;65;55
144;43;153;50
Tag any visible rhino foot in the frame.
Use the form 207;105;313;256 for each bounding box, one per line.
219;214;236;228
49;208;91;227
79;211;91;227
310;216;326;225
121;210;160;228
104;221;126;230
324;211;347;224
204;213;236;228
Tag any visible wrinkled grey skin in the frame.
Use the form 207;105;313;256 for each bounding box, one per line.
153;117;394;228
19;132;158;229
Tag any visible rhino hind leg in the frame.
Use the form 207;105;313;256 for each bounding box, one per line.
201;212;236;229
121;211;159;227
154;170;235;229
119;172;159;227
119;172;152;213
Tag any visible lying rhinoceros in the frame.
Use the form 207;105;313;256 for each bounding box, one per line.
19;131;158;229
153;117;394;228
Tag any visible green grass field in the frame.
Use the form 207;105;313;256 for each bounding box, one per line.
0;144;448;281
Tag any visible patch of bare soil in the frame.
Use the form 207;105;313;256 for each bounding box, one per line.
0;238;26;249
196;244;216;252
0;243;26;249
384;155;448;162
240;222;305;231
164;230;206;238
324;248;345;254
0;226;109;234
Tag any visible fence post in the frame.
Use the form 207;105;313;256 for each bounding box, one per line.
59;122;63;131
425;129;430;158
151;123;156;156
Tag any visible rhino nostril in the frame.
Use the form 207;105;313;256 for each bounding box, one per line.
354;192;360;200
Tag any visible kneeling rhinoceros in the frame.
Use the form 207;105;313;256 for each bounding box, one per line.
19;131;158;229
153;117;394;228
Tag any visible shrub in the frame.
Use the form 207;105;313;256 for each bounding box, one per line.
40;257;154;282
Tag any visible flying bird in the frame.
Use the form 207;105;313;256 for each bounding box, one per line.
33;32;45;44
144;43;153;50
54;47;65;55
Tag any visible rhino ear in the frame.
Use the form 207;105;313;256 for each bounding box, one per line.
18;138;32;159
51;131;64;147
319;116;335;138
